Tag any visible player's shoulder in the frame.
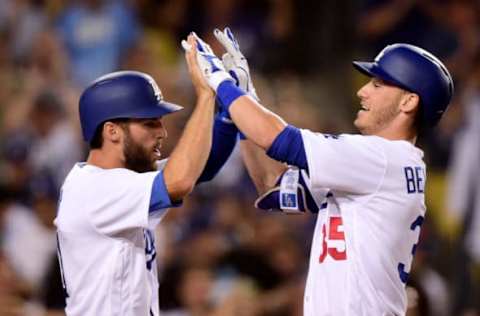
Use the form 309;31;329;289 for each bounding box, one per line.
301;129;384;147
76;163;146;176
64;163;158;190
348;135;424;161
369;136;424;158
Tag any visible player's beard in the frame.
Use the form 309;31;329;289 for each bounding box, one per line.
358;102;400;135
122;129;156;173
376;102;401;129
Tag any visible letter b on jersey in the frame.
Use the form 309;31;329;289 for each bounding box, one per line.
404;166;424;194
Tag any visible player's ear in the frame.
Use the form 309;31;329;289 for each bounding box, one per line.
103;121;122;143
399;92;419;114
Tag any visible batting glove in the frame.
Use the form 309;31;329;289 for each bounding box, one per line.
213;27;259;101
182;32;234;92
255;167;321;214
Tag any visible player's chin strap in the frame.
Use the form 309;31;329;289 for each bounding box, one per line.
255;167;320;214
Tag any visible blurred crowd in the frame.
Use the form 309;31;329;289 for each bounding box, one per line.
0;0;478;315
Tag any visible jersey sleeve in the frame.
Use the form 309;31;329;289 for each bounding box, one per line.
150;170;182;212
88;169;158;236
300;130;386;194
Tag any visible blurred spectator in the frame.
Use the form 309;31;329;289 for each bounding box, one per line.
2;133;33;202
357;0;457;58
0;185;54;315
56;0;142;87
405;282;430;316
27;90;82;191
1;187;57;296
8;0;49;64
447;53;480;315
160;262;215;315
410;227;450;316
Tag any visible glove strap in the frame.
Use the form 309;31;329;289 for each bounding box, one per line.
279;167;300;212
209;71;234;91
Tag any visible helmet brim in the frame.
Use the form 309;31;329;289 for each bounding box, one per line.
352;61;411;92
352;61;377;78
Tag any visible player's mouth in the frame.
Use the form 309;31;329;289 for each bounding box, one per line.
153;144;162;158
359;104;370;112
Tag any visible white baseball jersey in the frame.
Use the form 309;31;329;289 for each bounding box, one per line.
300;130;426;316
55;162;172;316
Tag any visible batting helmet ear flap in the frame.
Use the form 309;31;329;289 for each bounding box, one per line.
353;44;454;127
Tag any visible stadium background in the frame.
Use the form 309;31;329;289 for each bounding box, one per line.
0;0;478;315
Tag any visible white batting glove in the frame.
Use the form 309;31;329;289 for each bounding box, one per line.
213;27;259;101
181;32;234;91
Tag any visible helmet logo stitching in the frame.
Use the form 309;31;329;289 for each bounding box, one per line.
147;77;163;103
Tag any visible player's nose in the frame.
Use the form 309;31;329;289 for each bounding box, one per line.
159;126;168;140
357;83;368;99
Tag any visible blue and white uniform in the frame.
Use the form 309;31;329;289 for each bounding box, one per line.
261;129;427;316
301;131;426;316
55;161;174;316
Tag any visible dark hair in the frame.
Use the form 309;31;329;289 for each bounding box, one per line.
88;118;130;149
89;124;104;149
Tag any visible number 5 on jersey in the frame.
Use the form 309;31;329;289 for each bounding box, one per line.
319;216;347;262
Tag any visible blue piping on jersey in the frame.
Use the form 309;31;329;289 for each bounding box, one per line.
149;171;180;212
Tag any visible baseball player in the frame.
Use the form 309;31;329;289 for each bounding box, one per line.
186;29;454;315
54;35;239;316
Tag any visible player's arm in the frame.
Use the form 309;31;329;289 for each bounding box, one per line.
240;137;287;194
210;28;297;193
230;93;287;149
196;105;238;183
162;35;215;201
205;29;308;172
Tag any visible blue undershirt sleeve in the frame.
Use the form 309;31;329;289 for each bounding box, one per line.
266;125;309;172
197;114;239;183
149;170;181;213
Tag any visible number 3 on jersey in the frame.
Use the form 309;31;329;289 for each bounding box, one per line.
398;215;424;283
319;216;347;262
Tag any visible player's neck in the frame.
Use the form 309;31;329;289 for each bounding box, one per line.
86;148;125;169
374;122;417;144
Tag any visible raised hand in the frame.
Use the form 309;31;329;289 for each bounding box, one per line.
182;34;214;98
182;32;234;92
214;27;259;101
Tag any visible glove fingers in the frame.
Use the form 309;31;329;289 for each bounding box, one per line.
225;27;239;50
181;39;192;52
214;28;237;57
192;32;212;54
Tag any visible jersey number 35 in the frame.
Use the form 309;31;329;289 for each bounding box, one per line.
319;216;347;262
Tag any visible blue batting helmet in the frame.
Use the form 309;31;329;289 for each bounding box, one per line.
79;71;183;142
353;43;454;127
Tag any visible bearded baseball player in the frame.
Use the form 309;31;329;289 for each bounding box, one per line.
54;35;239;316
186;29;454;315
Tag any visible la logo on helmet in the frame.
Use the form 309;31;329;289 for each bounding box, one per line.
147;77;163;103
